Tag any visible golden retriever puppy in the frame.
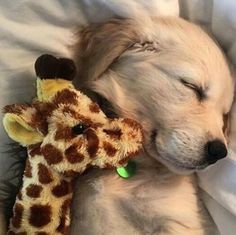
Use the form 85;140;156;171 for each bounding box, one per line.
70;17;235;235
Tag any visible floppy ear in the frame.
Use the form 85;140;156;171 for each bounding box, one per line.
3;104;44;146
74;19;138;84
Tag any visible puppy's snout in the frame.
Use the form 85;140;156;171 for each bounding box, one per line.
205;140;227;164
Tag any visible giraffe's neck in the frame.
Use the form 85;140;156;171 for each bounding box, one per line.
8;145;73;235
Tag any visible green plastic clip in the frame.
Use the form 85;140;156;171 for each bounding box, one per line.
116;161;136;179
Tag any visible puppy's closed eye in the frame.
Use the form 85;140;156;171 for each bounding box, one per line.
180;79;206;101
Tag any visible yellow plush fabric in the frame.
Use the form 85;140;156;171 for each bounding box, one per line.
37;78;74;102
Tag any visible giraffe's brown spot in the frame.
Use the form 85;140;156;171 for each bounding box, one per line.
24;159;32;178
80;117;103;129
38;163;53;184
53;89;78;105
17;191;22;201
103;141;117;157
41;144;63;165
36;232;50;235
63;170;80;177
65;144;85;163
30;110;48;135
63;106;102;129
31;101;57;135
28;143;42;157
55;125;75;141
85;129;99;158
26;184;43;198
89;102;100;113
52;180;72;197
33;101;56;119
103;128;122;139
122;118;142;130
56;198;72;234
29;204;52;228
3;104;29;115
11;203;24;228
62;106;78;117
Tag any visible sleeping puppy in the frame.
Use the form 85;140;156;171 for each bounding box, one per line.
70;17;234;234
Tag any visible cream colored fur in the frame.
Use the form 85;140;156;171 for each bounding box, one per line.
70;17;234;235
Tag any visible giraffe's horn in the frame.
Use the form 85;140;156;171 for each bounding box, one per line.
35;54;76;102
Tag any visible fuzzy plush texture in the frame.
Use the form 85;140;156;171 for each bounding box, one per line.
2;54;143;234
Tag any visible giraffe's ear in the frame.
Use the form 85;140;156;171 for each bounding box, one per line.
3;104;44;146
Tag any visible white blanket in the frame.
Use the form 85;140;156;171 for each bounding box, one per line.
0;1;235;234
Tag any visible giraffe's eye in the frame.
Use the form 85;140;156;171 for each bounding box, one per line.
72;124;89;135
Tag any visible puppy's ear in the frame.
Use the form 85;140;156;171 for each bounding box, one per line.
74;19;138;84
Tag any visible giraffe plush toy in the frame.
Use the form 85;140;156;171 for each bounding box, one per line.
3;54;143;235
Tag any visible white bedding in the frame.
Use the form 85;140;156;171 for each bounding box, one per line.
0;1;235;234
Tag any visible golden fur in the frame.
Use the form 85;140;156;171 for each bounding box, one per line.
70;17;234;234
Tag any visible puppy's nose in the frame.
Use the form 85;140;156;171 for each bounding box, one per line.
206;140;227;164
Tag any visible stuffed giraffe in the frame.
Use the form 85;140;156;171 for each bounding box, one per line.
3;54;143;235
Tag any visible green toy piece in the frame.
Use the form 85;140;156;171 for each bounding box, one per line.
116;161;137;179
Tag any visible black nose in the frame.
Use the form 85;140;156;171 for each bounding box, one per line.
206;140;227;164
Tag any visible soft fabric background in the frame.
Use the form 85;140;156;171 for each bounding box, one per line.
0;1;235;234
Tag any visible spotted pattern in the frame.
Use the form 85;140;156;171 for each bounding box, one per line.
55;125;75;141
38;163;53;184
56;198;71;234
11;203;24;228
28;143;42;157
5;60;143;234
103;141;117;157
89;102;100;113
52;180;72;197
24;159;32;178
103;128;122;139
122;118;142;130
85;129;99;158
29;204;52;228
65;144;85;163
3;104;29;115
53;89;78;105
26;184;43;198
41;144;63;165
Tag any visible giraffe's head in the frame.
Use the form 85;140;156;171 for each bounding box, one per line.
3;55;143;175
